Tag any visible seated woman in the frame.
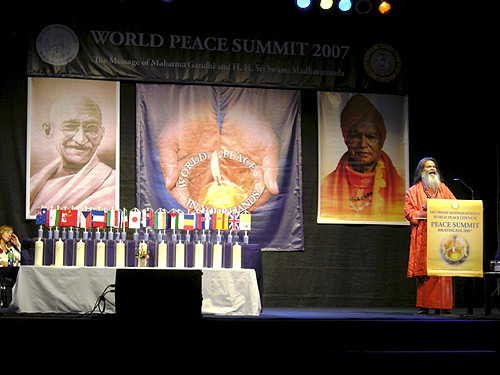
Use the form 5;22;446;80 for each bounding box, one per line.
0;225;21;267
0;225;21;307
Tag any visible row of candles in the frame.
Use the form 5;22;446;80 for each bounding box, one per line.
34;239;244;269
33;207;252;269
38;226;249;244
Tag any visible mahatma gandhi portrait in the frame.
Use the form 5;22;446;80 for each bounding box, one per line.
27;78;119;217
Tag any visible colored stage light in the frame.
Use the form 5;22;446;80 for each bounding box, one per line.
338;0;352;11
296;0;311;9
320;0;333;9
378;1;391;14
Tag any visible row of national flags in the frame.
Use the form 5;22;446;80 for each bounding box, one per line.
35;208;251;231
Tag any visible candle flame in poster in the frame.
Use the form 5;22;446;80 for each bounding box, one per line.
211;150;221;186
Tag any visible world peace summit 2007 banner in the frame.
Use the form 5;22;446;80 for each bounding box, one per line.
136;84;304;251
28;24;406;93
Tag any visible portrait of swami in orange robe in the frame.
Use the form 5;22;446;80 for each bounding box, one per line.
320;94;406;222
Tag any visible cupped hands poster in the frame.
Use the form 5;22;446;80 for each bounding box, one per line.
136;84;303;251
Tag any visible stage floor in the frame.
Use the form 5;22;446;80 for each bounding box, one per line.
2;306;499;361
2;306;499;320
211;306;500;320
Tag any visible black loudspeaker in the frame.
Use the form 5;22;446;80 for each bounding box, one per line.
115;269;203;320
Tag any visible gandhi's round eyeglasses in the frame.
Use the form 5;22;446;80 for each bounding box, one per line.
61;122;102;139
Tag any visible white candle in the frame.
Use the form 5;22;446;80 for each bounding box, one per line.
96;241;106;267
212;242;222;268
158;241;167;268
55;239;64;266
194;241;204;268
75;240;85;267
175;241;185;268
115;241;125;267
34;238;44;266
232;243;242;269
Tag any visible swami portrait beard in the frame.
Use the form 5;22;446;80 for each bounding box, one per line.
422;170;440;191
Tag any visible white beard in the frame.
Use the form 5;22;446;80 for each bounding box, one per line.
422;171;440;191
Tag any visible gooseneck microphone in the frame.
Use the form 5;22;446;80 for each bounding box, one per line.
454;178;474;200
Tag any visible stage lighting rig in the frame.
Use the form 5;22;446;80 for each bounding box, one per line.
295;0;395;15
378;1;391;14
320;0;334;9
296;0;312;9
338;0;352;11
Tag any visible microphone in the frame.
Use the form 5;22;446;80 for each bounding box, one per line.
454;178;474;200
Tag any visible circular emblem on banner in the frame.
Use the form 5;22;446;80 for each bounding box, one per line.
440;235;469;264
364;43;401;82
36;24;79;66
175;150;265;213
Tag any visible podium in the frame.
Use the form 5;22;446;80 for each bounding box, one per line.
426;199;483;278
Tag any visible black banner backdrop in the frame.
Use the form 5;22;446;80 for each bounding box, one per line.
27;24;406;93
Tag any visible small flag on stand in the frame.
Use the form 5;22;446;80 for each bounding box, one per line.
169;211;185;230
183;214;196;230
228;212;240;231
35;208;48;226
107;209;122;228
212;213;228;230
240;212;252;230
195;213;211;230
91;210;107;228
80;210;92;229
154;209;167;230
48;209;59;227
128;208;141;229
142;208;154;228
59;209;79;227
122;208;129;229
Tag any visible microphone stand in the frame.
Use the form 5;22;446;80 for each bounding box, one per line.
454;178;474;200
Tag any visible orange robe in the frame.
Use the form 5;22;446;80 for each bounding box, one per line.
320;151;405;222
404;181;455;309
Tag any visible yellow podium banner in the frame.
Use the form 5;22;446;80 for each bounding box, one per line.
427;199;483;277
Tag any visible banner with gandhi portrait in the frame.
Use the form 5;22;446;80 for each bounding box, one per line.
26;77;120;219
318;92;409;225
136;84;304;251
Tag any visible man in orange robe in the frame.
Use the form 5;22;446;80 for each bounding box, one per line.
404;157;456;313
320;94;405;221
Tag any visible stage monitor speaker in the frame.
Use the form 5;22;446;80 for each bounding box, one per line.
115;269;203;320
